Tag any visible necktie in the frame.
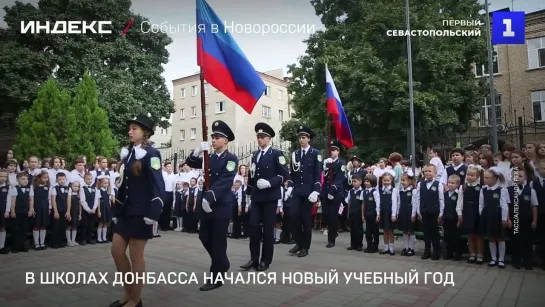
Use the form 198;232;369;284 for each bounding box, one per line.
258;150;265;162
301;149;306;159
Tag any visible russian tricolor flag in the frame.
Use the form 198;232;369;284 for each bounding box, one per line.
196;0;266;114
326;66;354;149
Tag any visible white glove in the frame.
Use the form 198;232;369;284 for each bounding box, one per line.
112;217;118;224
324;158;333;164
308;191;319;203
257;179;271;189
193;142;210;157
328;194;334;200
202;198;212;213
284;187;293;201
143;217;155;225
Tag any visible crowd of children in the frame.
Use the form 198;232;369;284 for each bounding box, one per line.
2;142;544;271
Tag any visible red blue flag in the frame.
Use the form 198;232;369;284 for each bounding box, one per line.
326;65;354;148
196;0;266;114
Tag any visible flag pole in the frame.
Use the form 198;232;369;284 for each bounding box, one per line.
199;67;210;189
325;63;333;184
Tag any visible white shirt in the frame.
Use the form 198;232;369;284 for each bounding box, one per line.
256;145;271;163
69;169;86;186
373;167;395;179
430;157;445;181
162;171;177;192
300;145;310;158
8;173;17;187
478;184;509;221
412;179;445;217
47;168;64;187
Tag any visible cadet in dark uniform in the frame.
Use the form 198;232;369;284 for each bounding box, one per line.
241;123;290;271
322;140;346;247
109;115;166;307
185;120;238;291
342;156;365;232
285;126;322;257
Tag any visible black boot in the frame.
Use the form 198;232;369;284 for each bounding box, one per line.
239;260;258;270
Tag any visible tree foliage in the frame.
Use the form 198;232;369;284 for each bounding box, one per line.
286;0;488;161
0;0;174;142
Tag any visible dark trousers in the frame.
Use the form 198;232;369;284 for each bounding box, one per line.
81;211;97;242
291;196;313;250
538;213;545;263
443;218;461;256
159;192;173;230
422;212;440;253
280;207;291;242
512;220;534;266
232;208;243;238
365;214;379;248
349;212;363;248
199;217;230;283
186;209;197;233
51;210;67;247
13;213;29;250
249;201;276;264
324;198;340;243
241;209;249;237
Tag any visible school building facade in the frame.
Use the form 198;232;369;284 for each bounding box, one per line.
461;8;545;147
158;69;293;160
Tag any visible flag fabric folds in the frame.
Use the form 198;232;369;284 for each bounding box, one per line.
325;66;354;149
196;0;266;114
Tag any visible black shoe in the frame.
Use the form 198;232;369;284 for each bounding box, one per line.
363;248;372;253
379;249;389;255
498;261;505;269
273;239;280;244
287;240;296;244
79;241;87;246
524;265;533;270
401;248;407;256
297;249;308;257
0;248;9;254
108;300;128;307
256;262;269;271
347;246;355;250
513;263;521;269
389;250;395;256
11;249;19;253
289;245;300;254
476;257;484;265
467;256;476;263
240;260;258;270
326;242;335;248
22;247;29;252
421;251;431;260
407;249;415;256
199;282;222;291
443;254;452;260
488;261;497;267
356;247;363;252
431;253;440;260
89;240;97;244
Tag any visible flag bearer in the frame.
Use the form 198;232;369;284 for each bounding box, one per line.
240;123;290;271
286;126;322;258
322;140;346;248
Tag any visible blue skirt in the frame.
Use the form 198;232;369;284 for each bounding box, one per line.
113;216;153;240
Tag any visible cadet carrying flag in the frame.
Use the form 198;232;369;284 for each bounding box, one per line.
196;0;266;114
326;65;354;148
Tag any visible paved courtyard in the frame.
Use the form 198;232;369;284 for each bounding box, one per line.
0;231;544;307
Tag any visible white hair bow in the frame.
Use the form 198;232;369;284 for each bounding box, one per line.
405;168;414;177
119;145;147;161
97;175;107;180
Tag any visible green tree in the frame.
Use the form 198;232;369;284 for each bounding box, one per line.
13;79;78;161
72;73;117;160
286;0;488;161
1;0;174;141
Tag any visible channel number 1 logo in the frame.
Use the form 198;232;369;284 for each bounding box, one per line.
491;11;525;45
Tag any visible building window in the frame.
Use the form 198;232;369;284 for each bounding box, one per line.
278;89;283;100
215;101;225;113
180;108;185;119
190;128;196;139
262;106;271;118
474;45;499;77
180;88;186;99
191;85;197;96
204;83;209;97
264;86;271;96
532;90;545;122
179;130;185;141
278;110;284;121
479;94;502;126
160;128;167;135
528;37;545;69
191;106;197;117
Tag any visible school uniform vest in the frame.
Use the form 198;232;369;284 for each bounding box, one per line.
483;186;501;210
364;189;377;216
83;186;96;209
0;184;8;213
34;186;49;209
349;188;363;214
55;185;69;212
281;187;290;208
444;191;459;220
188;187;196;208
398;189;413;214
100;189;109;208
508;185;533;221
94;169;110;185
419;181;440;214
15;186;30;213
446;164;467;185
175;190;183;205
532;178;545;215
379;188;393;214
